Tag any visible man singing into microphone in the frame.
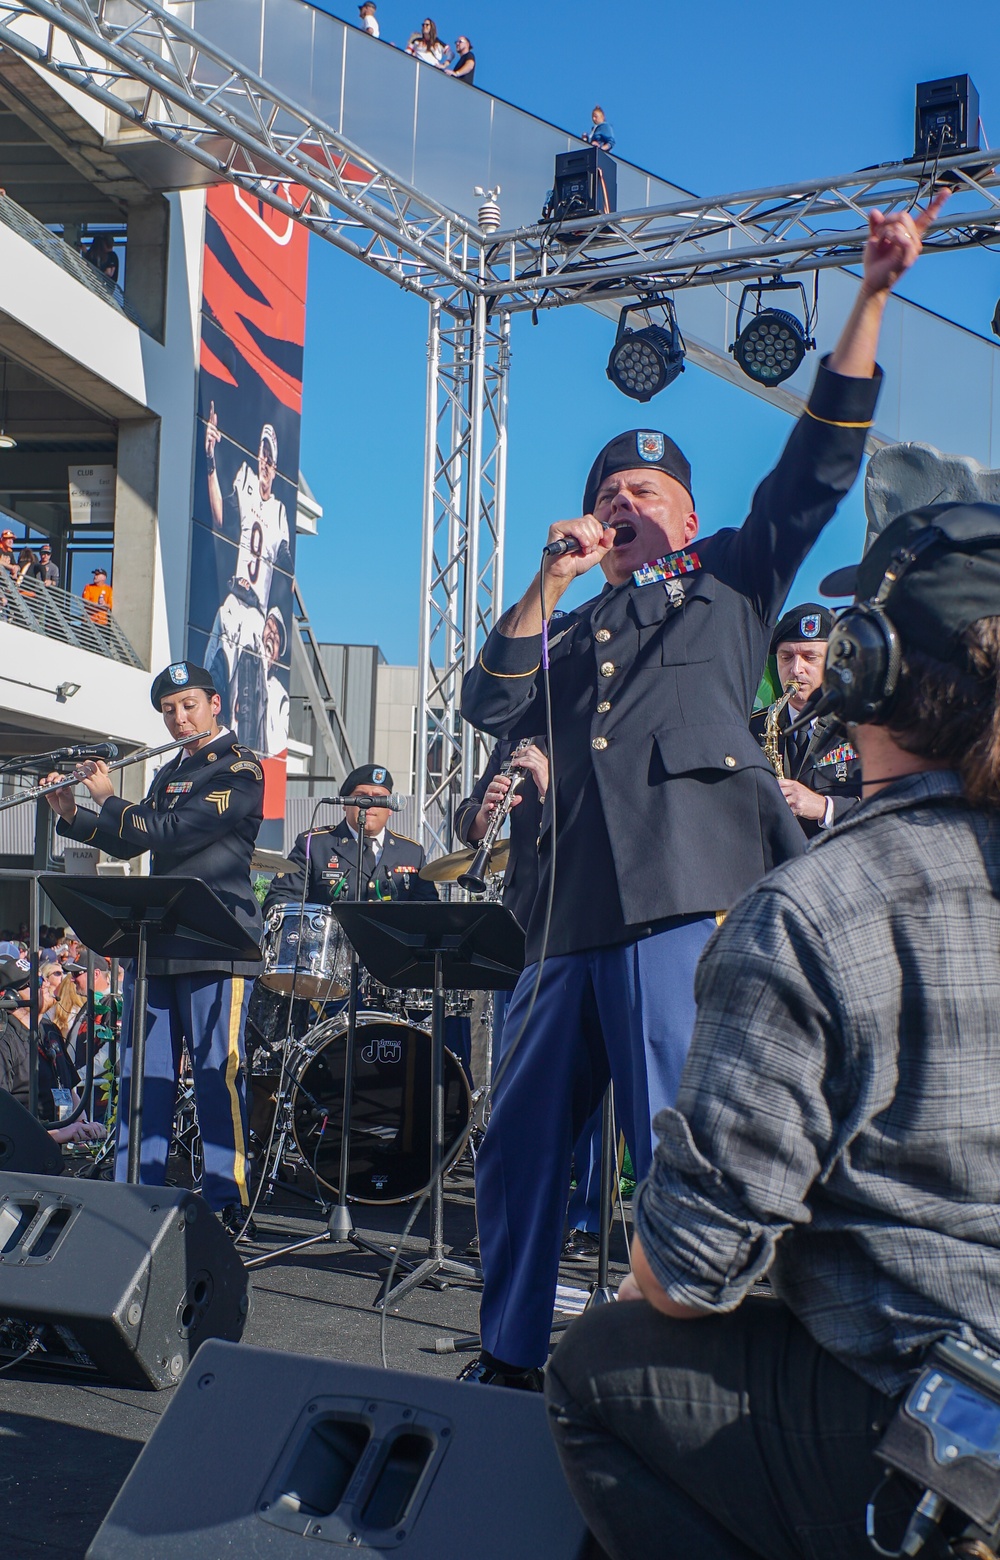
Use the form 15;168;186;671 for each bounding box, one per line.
458;195;945;1387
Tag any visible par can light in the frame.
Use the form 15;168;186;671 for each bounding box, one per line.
733;308;807;386
730;279;816;388
607;299;686;402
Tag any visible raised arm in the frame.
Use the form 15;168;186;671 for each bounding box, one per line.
205;400;224;529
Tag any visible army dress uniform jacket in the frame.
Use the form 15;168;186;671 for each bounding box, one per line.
57;731;264;977
264;819;439;914
455;740;544;932
461;360;882;964
749;706;862;840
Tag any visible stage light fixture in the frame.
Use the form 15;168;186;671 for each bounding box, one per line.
991;298;1000;340
730;279;816;387
606;298;685;402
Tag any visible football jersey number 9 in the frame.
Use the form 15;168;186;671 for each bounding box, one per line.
248;521;263;585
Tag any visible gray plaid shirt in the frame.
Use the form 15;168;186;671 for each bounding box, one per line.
637;770;1000;1395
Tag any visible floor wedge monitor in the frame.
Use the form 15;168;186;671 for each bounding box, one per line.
0;1173;250;1388
88;1339;592;1558
0;1093;63;1176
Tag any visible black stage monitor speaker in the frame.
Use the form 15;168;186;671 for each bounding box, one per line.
547;146;617;224
0;1173;249;1388
88;1339;592;1559
0;1092;63;1176
915;75;980;159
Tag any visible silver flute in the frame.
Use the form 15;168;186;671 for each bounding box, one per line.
0;731;211;814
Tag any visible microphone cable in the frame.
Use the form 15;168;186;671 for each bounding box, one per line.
378;548;562;1369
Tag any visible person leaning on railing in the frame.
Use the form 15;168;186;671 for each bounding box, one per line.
82;566;113;625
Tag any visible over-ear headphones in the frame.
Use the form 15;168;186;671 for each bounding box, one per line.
799;528;945;730
821;602;902;725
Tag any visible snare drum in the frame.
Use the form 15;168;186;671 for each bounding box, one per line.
260;902;350;1002
290;1013;471;1203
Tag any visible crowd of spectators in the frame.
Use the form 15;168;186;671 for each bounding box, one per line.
0;527;115;623
0;926;117;1144
352;12;612;140
354;10;477;88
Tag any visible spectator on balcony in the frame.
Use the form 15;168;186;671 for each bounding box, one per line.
0;528;17;578
358;1;379;37
15;546;35;586
30;543;58;588
82;566;113;625
84;232;119;288
447;36;475;83
407;18;451;67
582;105;616;151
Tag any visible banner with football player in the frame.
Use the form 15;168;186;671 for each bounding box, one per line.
189;183;309;846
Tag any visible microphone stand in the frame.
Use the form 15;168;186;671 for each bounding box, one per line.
246;795;413;1281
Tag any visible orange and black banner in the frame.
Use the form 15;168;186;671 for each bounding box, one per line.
188;184;309;849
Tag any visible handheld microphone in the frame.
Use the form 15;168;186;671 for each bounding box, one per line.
542;523;612;559
54;742;119;762
319;792;405;811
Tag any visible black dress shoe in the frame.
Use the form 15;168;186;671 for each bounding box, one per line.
457;1351;544;1391
219;1203;258;1242
561;1229;601;1262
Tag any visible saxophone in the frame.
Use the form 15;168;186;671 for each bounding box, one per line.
763;681;799;777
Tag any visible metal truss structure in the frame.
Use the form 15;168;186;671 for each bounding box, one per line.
1;0;999;837
417;302;509;855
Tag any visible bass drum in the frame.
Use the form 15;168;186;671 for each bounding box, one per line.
290;1014;471;1204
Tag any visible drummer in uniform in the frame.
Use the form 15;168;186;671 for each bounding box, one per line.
265;764;438;911
44;661;263;1233
750;602;863;839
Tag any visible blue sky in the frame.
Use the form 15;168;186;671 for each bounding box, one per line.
298;2;1000;663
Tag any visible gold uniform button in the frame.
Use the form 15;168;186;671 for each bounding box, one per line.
599;661;615;678
592;735;609;751
595;628;611;643
596;700;611;713
724;755;737;768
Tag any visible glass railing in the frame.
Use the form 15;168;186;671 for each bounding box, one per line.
0;569;143;668
0;193;147;331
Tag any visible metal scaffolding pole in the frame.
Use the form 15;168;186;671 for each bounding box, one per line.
416;304;509;853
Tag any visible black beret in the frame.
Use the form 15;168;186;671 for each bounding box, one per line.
582;429;693;516
150;662;218;710
0;955;32;993
770;603;834;651
343;763;393;793
835;502;1000;661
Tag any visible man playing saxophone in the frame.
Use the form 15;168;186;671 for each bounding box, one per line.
751;603;862;838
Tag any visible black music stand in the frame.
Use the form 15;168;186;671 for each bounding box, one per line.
40;875;259;1184
332;901;524;1307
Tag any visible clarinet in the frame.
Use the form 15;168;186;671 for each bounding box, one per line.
458;739;532;895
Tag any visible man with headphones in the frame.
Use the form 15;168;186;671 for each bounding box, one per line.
546;501;1000;1558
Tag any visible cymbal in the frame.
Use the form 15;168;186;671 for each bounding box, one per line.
419;839;510;882
251;847;297;875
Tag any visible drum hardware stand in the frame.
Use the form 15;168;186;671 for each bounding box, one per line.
328;900;524;1311
585;1084;619;1310
246;798;415;1278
